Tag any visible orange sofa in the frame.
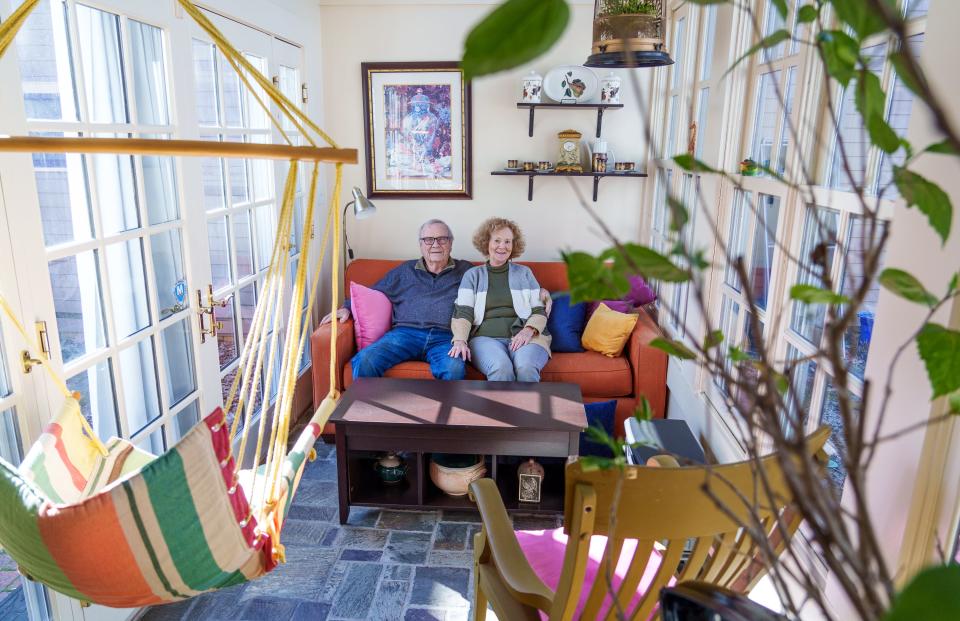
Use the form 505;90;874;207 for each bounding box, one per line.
310;259;667;437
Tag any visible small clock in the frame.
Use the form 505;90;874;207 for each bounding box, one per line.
556;129;583;173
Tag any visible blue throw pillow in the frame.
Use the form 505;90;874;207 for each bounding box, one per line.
579;400;617;458
547;292;586;353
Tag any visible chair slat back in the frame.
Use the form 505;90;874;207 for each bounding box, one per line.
549;426;829;620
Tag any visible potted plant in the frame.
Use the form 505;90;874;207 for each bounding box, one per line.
739;158;760;176
591;0;663;55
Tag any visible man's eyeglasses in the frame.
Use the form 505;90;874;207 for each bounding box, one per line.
419;236;452;246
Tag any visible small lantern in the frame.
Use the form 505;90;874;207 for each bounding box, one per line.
585;0;674;69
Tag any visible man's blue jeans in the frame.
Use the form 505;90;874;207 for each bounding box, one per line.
351;326;466;380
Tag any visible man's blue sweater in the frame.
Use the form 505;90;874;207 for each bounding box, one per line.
348;258;473;331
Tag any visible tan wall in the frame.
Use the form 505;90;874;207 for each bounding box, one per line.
318;2;652;266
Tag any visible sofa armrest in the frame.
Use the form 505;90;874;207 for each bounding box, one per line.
627;309;667;418
310;318;356;411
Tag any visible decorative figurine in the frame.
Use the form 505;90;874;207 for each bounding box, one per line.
521;69;543;103
600;72;621;104
374;452;407;485
518;458;544;503
556;129;584;173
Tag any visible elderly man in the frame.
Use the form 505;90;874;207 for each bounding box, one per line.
322;219;551;381
321;219;473;380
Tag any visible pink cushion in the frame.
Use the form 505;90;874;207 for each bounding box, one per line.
516;528;667;619
349;282;392;350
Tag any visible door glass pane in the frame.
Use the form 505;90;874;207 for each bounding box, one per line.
201;151;227;211
278;64;300;131
66;361;118;439
17;0;79;122
761;0;787;60
128;20;170;126
234;210;254;279
790;207;840;345
839;217;887;380
749;194;781;311
161;320;196;406
243;54;269;130
75;5;128;124
0;408;24;467
695;87;709;160
193;40;220;126
254;204;276;272
299;310;310;370
120;338;161;435
784;344;817;431
226;135;250;204
220;53;243;128
105;238;150;338
168;400;200;444
135;427;164;455
819;380;859;491
828;44;888;190
716;297;741;393
50;250;107;363
90;147;139;235
151;229;187;319
699;6;717;81
208;216;232;290
750;70;781;172
0;332;12;398
670;17;686;90
905;0;929;19
239;283;257;340
665;95;679;158
32;132;93;247
216;302;238;369
725;191;751;291
876;34;924;198
142;137;179;225
775;67;797;175
250;140;274;202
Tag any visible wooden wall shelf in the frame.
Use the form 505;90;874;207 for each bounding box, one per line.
517;102;624;138
490;170;647;202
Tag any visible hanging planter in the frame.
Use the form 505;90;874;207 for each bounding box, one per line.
585;0;674;68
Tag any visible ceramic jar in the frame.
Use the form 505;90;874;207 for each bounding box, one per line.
374;452;407;485
522;69;543;103
430;454;487;496
600;72;622;104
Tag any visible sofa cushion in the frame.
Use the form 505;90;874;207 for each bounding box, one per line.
582;303;639;357
579;400;617;458
344;351;632;397
349;282;392;350
546;293;586;353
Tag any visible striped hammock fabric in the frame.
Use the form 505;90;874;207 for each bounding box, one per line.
0;398;329;607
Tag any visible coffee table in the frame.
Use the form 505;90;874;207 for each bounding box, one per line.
329;378;587;524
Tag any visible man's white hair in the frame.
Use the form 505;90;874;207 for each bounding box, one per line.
418;219;454;241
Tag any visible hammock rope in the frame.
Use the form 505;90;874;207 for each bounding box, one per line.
0;0;353;606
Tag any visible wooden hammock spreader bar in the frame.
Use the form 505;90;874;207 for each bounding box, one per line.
0;136;358;164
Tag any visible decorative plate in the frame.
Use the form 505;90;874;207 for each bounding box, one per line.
544;65;599;104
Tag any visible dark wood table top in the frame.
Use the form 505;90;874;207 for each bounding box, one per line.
331;378;587;432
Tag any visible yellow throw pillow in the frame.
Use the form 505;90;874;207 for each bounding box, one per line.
581;303;640;357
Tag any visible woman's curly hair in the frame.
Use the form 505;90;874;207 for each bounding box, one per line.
472;217;525;259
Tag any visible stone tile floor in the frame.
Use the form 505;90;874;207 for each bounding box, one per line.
136;441;561;621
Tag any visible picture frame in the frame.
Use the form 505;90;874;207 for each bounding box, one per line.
361;62;472;199
518;473;542;503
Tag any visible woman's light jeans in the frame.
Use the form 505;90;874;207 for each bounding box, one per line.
469;336;549;382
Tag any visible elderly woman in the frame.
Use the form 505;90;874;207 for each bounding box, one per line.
449;218;551;382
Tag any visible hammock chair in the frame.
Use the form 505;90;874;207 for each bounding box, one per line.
0;0;354;608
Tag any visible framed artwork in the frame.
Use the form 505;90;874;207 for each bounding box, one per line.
361;62;472;199
518;473;542;503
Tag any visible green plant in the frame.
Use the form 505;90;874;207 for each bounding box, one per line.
462;1;960;620
601;0;658;16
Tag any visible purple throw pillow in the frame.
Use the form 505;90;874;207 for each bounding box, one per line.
586;299;634;319
625;274;657;306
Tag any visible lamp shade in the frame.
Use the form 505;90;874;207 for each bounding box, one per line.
350;186;377;219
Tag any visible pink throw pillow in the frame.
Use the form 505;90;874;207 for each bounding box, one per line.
349;282;392;350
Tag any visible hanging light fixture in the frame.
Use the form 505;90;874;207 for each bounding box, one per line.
585;0;674;69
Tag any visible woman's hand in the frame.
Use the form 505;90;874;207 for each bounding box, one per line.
510;327;536;352
539;288;553;316
320;307;351;325
449;340;471;361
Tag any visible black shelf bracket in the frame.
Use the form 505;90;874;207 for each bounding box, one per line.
517;103;623;139
491;170;647;202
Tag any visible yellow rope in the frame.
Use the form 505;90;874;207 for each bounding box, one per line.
0;0;40;59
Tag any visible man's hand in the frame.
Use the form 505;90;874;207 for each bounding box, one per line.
510;327;535;352
539;288;553;316
449;340;471;361
320;307;351;325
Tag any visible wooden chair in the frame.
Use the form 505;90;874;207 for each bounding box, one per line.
468;426;830;621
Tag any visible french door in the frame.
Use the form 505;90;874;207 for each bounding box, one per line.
0;1;307;619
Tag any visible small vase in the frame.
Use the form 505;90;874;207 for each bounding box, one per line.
600;72;621;104
374;452;407;485
522;69;543;104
